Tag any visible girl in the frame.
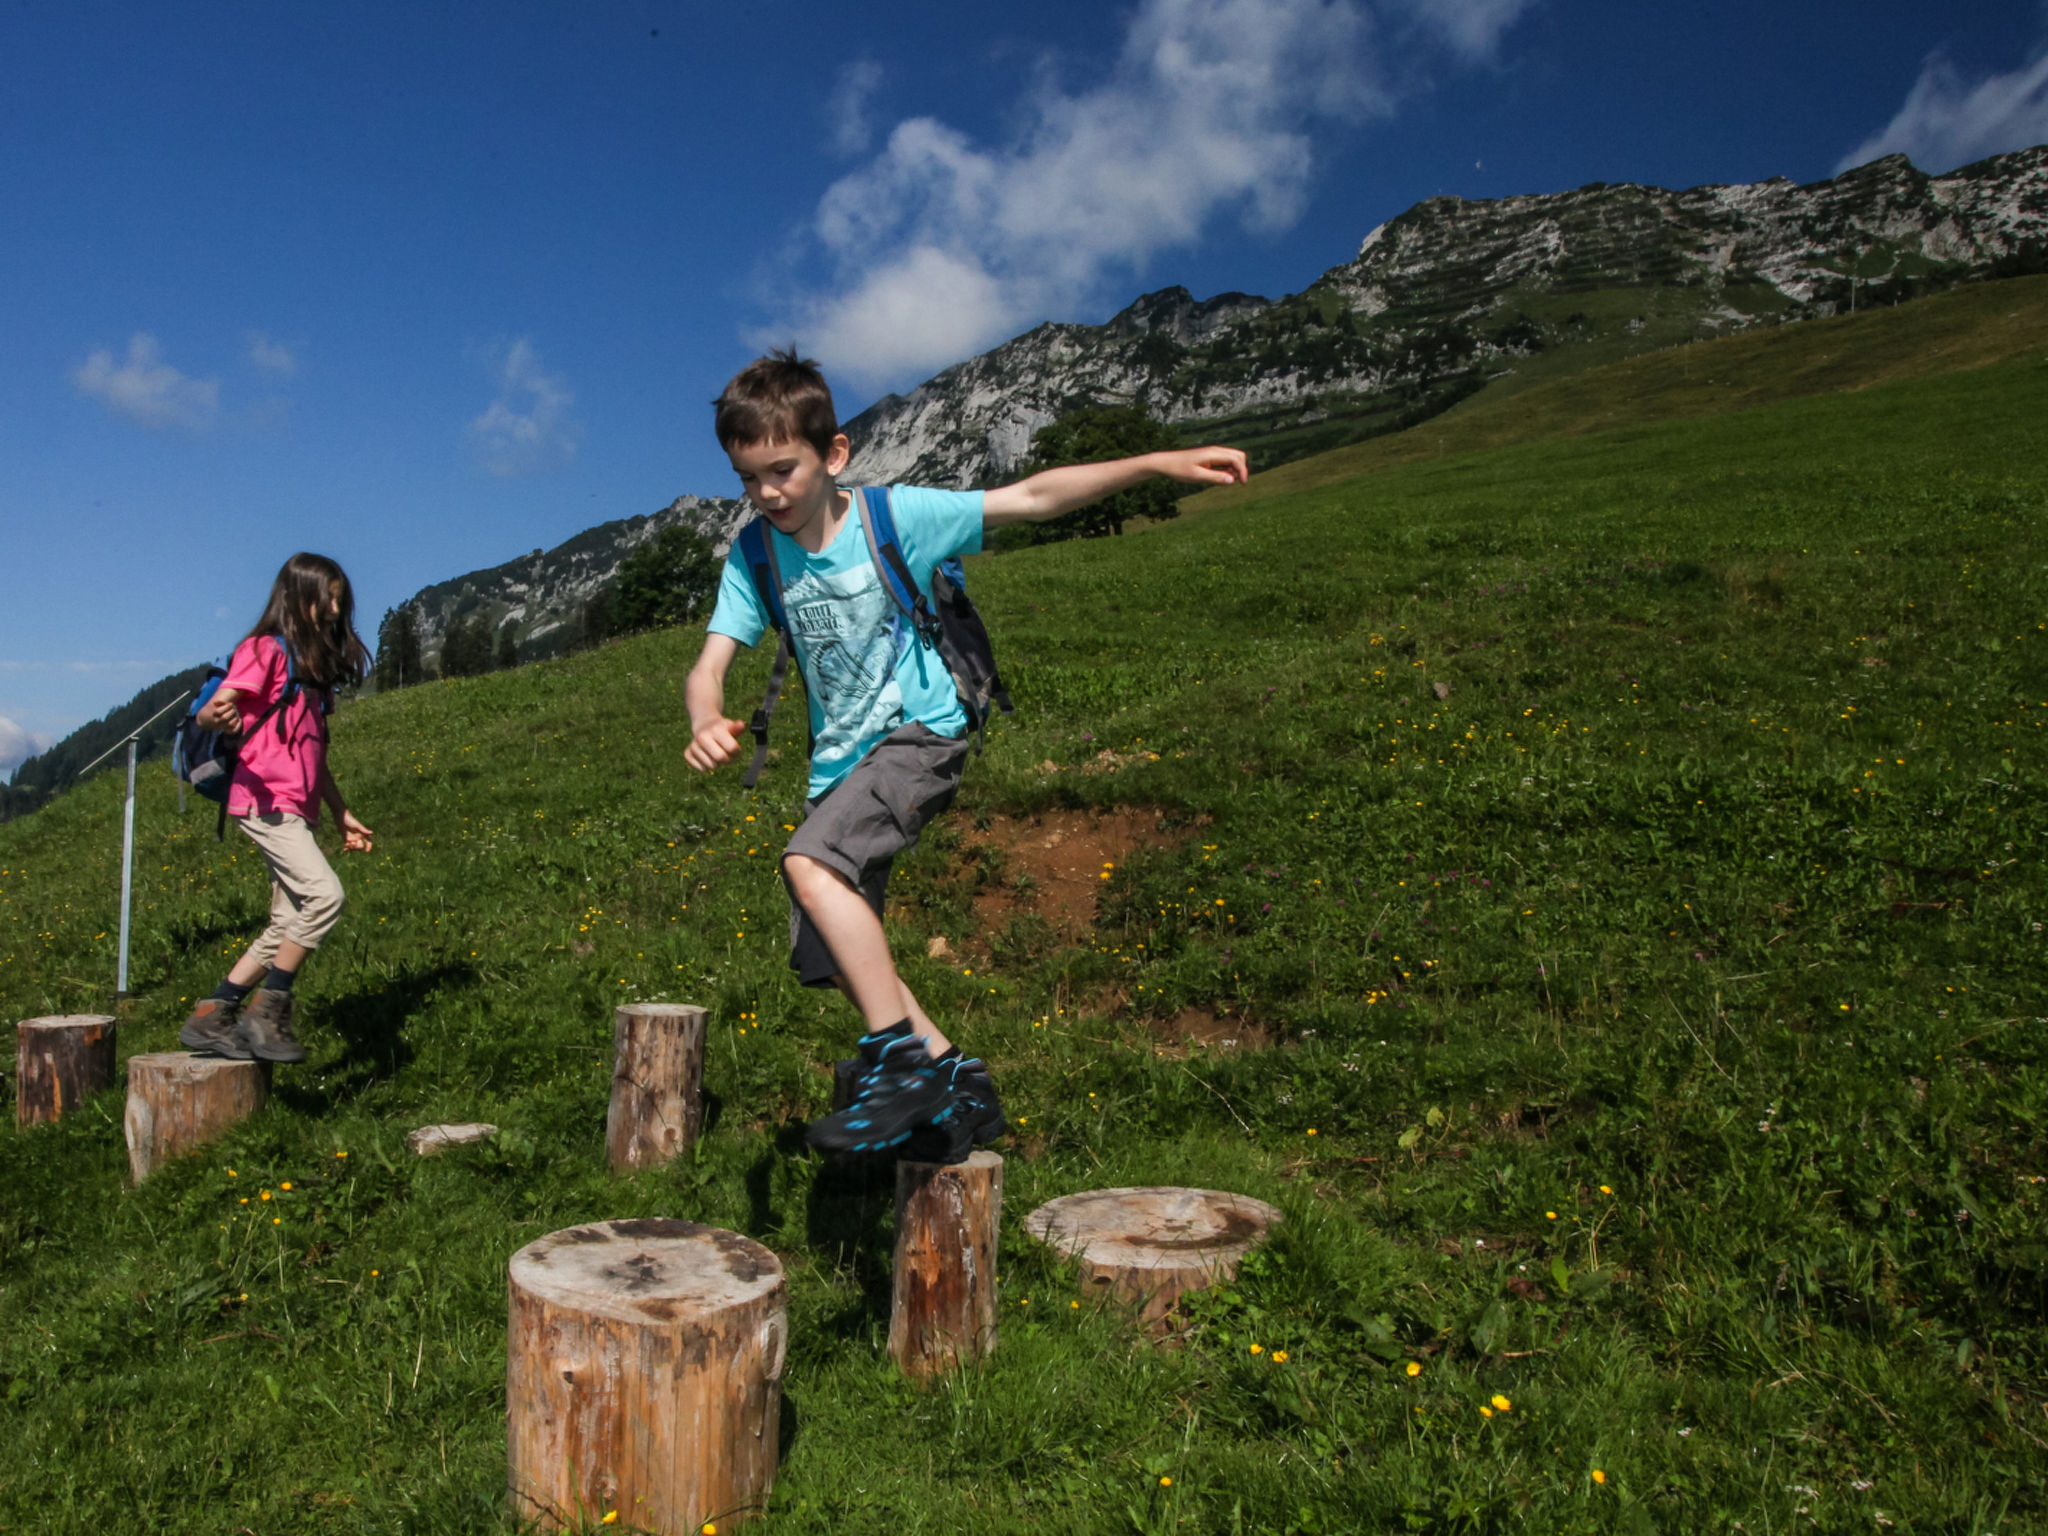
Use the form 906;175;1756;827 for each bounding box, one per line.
179;553;375;1064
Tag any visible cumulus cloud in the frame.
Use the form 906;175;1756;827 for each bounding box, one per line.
466;339;582;477
761;0;1407;387
829;59;885;156
246;331;297;375
71;333;220;430
1838;42;2048;173
1390;0;1536;59
0;716;51;778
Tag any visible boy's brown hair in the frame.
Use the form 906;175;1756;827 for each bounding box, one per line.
713;346;840;459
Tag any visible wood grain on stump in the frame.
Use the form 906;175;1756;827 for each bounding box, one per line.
1025;1186;1282;1330
123;1051;270;1183
890;1151;1002;1380
507;1219;786;1533
605;1003;706;1172
15;1014;117;1127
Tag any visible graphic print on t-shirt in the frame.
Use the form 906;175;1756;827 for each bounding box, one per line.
785;559;911;777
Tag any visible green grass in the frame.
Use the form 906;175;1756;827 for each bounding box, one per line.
3;348;2046;1533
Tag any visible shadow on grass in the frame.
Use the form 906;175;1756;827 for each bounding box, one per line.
276;961;473;1115
803;1135;898;1332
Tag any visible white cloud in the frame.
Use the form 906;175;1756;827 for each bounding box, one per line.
1838;43;2048;173
466;338;582;477
246;331;297;375
1391;0;1536;59
829;59;885;156
71;333;220;430
762;0;1402;386
0;715;51;777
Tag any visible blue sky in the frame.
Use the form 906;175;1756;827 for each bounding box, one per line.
4;0;2045;769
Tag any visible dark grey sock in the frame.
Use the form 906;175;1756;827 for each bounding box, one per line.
212;978;253;1004
261;965;298;993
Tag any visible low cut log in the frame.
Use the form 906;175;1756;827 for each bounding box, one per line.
890;1151;1003;1380
123;1051;270;1182
507;1219;787;1533
1025;1186;1282;1330
605;1002;706;1171
16;1014;117;1127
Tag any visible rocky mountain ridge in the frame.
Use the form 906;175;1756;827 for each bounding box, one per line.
842;146;2048;486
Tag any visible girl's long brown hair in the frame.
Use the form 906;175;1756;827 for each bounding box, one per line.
246;553;371;690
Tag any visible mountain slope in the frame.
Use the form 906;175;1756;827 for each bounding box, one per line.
844;147;2048;485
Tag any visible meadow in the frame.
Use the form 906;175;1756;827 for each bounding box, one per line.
1;323;2044;1533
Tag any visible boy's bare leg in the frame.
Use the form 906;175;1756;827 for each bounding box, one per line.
785;854;954;1058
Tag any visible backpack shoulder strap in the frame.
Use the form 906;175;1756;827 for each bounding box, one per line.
736;518;788;633
735;517;794;791
855;486;938;642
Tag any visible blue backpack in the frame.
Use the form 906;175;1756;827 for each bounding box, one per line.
173;641;306;836
735;486;1012;789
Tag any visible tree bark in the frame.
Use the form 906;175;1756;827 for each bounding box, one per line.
507;1219;787;1532
605;1003;705;1172
890;1151;1003;1380
1024;1186;1281;1333
123;1051;270;1183
15;1014;117;1127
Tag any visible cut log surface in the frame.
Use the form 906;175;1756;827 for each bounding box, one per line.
123;1051;270;1183
16;1014;117;1127
605;1003;706;1171
507;1219;787;1533
890;1151;1003;1380
407;1122;498;1156
1025;1186;1282;1328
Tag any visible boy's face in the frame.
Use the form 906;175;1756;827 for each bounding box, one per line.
728;433;852;539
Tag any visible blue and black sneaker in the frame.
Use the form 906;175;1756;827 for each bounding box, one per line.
904;1056;1009;1166
806;1023;953;1155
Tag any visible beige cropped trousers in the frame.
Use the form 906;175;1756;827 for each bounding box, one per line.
235;812;347;962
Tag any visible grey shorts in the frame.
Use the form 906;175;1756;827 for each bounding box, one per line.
782;722;972;987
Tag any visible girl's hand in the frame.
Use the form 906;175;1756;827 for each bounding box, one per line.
1154;445;1250;486
685;717;749;773
339;811;375;853
196;688;243;733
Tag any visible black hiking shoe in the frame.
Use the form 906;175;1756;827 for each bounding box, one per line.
179;996;250;1058
234;988;307;1064
904;1056;1009;1166
806;1027;950;1155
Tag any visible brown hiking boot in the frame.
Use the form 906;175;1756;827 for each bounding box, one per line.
179;996;251;1058
234;988;307;1063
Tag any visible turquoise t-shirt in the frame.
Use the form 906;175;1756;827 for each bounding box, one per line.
707;485;984;798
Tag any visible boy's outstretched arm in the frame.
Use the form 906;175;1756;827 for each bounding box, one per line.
684;632;748;773
981;445;1248;527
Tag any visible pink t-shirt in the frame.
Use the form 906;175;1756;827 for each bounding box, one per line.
222;635;331;825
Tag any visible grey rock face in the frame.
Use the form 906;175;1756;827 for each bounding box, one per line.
843;147;2048;487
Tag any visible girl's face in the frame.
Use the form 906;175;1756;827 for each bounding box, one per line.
307;583;343;625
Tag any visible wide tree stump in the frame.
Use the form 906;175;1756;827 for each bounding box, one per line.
1025;1187;1282;1331
16;1014;117;1127
890;1151;1003;1380
605;1003;705;1171
123;1051;270;1183
507;1219;787;1533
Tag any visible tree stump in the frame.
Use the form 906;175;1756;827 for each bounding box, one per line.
123;1051;270;1183
605;1003;705;1171
890;1151;1003;1380
15;1014;117;1127
507;1219;787;1533
1025;1187;1282;1331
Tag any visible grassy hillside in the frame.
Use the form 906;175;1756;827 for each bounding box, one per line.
2;352;2044;1533
1188;271;2048;508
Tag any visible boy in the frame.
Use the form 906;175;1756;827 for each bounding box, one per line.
685;349;1247;1161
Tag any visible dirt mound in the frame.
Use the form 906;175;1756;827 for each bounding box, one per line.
953;806;1193;942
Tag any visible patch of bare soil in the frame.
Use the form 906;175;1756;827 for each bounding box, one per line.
1141;1006;1273;1059
952;806;1195;942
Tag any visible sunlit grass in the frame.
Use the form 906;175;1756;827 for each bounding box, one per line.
1;350;2043;1533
